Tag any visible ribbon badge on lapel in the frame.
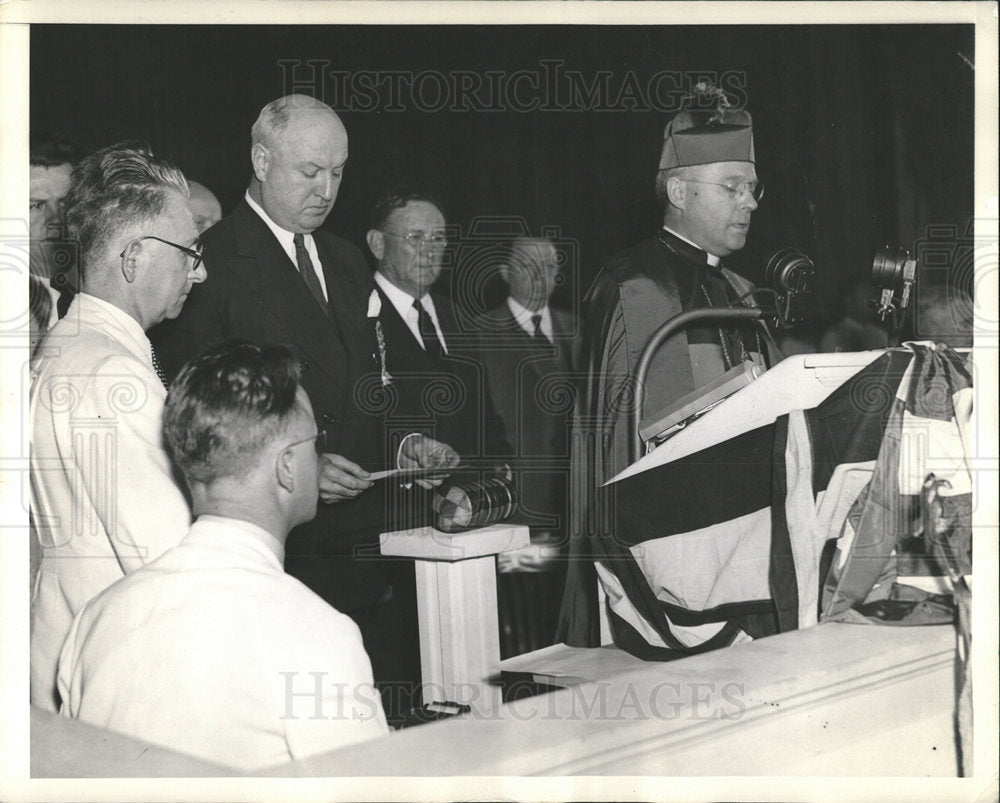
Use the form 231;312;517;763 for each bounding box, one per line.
368;289;393;387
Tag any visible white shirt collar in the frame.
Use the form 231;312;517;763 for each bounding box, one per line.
663;225;721;267
374;271;446;353
506;296;552;341
194;514;285;567
71;292;156;365
244;191;328;298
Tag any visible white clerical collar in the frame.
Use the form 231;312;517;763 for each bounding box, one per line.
506;296;552;341
663;226;722;267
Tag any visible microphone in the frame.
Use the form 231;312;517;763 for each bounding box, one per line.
763;246;815;327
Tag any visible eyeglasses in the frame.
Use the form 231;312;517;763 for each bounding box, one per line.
120;236;205;270
283;429;328;456
682;179;765;203
380;230;449;247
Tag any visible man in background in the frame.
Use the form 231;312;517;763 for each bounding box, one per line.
475;236;577;654
57;342;388;771
365;186;510;464
31;142;204;710
365;186;509;703
187;179;223;234
29;130;83;329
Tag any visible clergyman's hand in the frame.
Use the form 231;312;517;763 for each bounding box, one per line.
318;453;373;503
398;434;461;489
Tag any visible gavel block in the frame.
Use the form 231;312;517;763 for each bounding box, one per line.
380;524;530;716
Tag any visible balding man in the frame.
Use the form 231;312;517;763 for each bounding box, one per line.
151;96;458;723
474;235;578;654
187;180;223;234
30;142;204;710
475;237;576;538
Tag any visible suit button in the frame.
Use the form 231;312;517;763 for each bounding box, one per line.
322;412;334;423
302;360;310;371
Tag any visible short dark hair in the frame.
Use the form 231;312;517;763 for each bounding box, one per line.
30;130;84;168
62;141;188;277
163;341;305;484
369;185;446;232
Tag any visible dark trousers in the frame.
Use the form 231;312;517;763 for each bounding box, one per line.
345;558;422;728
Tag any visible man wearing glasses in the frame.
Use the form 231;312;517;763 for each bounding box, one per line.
150;97;458;726
363;187;511;711
365;186;510;464
30;142;205;711
559;86;772;649
57;342;388;770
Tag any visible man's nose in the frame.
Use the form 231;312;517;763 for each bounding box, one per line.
190;262;208;284
315;173;335;200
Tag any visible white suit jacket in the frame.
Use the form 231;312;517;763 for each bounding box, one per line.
30;293;190;710
57;516;388;770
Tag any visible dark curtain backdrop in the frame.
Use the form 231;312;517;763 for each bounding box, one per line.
30;24;974;319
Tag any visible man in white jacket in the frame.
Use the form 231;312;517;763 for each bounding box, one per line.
57;341;388;770
30;142;205;710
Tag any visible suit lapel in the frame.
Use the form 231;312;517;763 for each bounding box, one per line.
227;202;348;382
376;286;434;365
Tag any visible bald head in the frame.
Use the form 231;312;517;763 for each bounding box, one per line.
248;95;349;233
188;181;222;234
502;237;560;312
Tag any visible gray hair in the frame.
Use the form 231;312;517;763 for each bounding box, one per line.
63;141;188;278
250;94;335;149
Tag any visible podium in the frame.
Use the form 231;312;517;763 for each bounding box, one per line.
614;350;885;483
379;523;529;714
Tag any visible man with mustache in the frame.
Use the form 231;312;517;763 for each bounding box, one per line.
559;87;770;649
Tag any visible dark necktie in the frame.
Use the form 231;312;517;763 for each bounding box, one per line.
413;298;443;360
293;233;327;310
530;313;544;340
150;344;168;390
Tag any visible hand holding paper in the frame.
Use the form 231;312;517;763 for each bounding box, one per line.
397;434;461;489
318;453;373;503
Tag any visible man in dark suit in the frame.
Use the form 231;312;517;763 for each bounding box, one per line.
474;236;578;654
364;187;511;467
150;97;458;724
475;236;577;535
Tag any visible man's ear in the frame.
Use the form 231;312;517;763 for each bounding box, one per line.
275;447;296;495
250;143;270;183
365;229;384;260
667;175;687;210
120;239;142;283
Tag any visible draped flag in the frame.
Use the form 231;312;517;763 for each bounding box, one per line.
597;344;972;661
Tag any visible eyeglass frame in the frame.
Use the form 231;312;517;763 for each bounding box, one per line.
120;235;205;270
379;230;449;247
282;429;328;456
681;178;765;203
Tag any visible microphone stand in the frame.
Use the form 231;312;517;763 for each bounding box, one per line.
629;307;766;464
